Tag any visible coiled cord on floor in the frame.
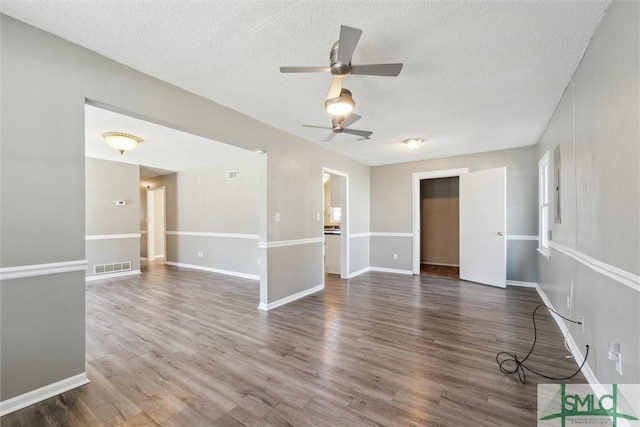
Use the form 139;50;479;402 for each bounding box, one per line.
495;304;589;384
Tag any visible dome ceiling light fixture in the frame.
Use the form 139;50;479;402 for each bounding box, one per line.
325;89;355;116
404;138;424;150
102;131;142;155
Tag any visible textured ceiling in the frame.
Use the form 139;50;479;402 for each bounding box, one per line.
85;104;257;177
1;1;610;166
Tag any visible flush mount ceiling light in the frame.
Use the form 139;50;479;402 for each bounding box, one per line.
102;131;142;155
404;138;424;150
325;89;355;116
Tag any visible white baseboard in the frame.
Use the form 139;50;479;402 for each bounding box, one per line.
506;280;538;288
153;255;165;260
258;283;324;311
0;373;89;416
420;262;460;267
165;261;259;281
347;266;371;278
369;267;413;275
533;284;602;396
85;270;141;282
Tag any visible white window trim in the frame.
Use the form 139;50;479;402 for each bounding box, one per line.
538;151;551;259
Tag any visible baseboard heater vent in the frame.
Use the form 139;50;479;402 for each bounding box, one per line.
94;261;132;275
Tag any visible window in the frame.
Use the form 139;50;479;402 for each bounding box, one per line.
538;151;550;257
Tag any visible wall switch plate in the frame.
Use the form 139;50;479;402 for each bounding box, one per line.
275;212;281;222
257;258;260;265
393;253;398;260
316;213;321;221
616;352;623;375
567;295;571;309
197;251;204;258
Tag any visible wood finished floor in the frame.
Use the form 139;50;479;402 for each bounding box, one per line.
2;263;585;427
420;264;459;279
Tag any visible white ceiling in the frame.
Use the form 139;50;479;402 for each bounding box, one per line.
2;1;610;166
85;104;257;177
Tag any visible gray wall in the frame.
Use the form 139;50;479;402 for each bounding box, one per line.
85;158;140;277
148;156;263;278
370;146;538;280
536;1;639;383
0;14;370;401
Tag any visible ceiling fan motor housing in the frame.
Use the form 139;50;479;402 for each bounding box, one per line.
330;41;351;76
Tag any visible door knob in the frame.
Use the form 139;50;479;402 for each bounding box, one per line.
497;231;504;236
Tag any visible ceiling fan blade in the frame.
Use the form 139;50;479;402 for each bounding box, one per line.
340;113;361;129
280;66;331;73
302;124;332;130
337;25;362;65
343;129;373;139
350;63;403;77
322;133;337;142
326;77;343;100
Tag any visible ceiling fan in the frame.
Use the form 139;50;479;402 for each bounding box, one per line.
303;112;373;141
280;25;403;104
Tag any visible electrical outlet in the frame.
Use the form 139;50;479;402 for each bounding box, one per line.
580;316;584;332
316;213;321;221
257;258;260;265
197;251;204;258
275;212;281;222
393;253;398;260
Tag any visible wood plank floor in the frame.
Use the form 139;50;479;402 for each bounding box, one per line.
420;264;459;279
2;263;586;426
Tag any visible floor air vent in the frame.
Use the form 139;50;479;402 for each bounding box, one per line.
94;261;132;275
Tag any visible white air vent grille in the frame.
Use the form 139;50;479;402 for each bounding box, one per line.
226;170;238;180
94;261;132;275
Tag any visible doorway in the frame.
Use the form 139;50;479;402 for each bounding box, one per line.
146;187;166;262
322;167;349;279
419;177;460;279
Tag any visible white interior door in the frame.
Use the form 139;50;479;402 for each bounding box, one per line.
459;167;506;287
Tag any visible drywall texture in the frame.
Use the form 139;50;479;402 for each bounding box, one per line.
147;156;262;278
535;1;639;383
0;272;86;400
420;177;459;266
0;14;370;402
85;158;140;277
370;146;537;280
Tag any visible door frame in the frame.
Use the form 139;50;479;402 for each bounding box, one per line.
146;186;166;262
411;168;468;274
322;167;349;278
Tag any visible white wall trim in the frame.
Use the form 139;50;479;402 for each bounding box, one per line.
258;237;323;249
412;168;469;274
506;234;539;241
140;230;147;234
140;257;148;261
348;232;370;239
166;231;259;239
421;262;460;267
347;266;371;278
0;372;90;416
85;233;141;240
0;260;87;281
165;261;259;281
258;283;324;311
85;270;141;282
533;284;602;397
370;232;413;237
550;241;640;292
369;267;413;275
506;280;538;288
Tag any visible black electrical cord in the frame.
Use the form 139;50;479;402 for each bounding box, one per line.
496;303;589;384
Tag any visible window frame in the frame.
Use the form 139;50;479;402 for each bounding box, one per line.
538;151;551;259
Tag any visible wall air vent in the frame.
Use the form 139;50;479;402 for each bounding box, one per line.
93;261;132;275
226;170;238;180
